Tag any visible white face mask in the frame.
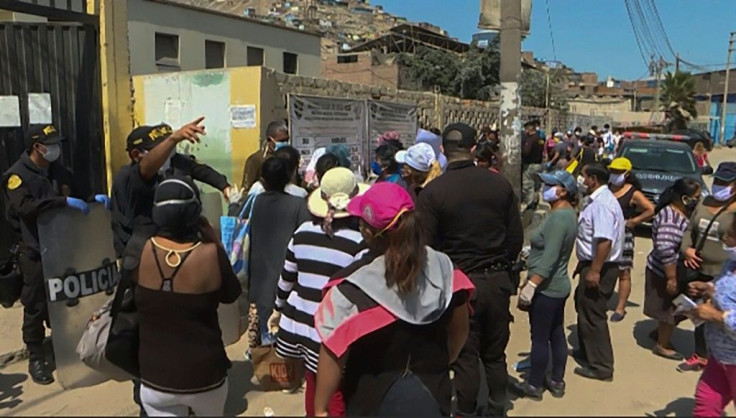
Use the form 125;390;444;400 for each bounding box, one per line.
711;185;734;202
609;173;626;187
725;245;736;262
577;176;589;195
542;184;559;202
40;144;61;163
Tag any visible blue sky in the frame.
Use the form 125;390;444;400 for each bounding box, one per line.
372;0;736;80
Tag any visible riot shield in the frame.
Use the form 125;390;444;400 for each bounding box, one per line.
199;191;242;346
38;204;119;389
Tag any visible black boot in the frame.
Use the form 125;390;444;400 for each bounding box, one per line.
28;359;54;385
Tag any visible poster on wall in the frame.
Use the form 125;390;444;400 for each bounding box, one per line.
288;95;366;173
367;100;418;162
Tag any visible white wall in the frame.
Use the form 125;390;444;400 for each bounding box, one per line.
126;0;321;77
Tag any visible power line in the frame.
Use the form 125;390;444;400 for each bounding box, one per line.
623;0;653;66
544;0;557;61
631;0;667;59
642;0;676;57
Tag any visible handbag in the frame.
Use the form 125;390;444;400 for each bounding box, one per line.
104;266;140;379
76;297;134;382
221;193;257;284
676;204;729;292
250;344;305;392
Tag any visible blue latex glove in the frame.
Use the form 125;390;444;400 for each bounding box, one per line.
94;194;111;210
66;197;90;215
545;162;554;171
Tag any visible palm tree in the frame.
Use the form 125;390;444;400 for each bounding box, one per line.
660;71;698;131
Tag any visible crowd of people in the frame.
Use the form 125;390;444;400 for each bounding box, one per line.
2;116;736;417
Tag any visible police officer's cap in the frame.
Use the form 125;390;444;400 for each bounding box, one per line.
26;124;63;148
524;120;539;129
126;124;174;152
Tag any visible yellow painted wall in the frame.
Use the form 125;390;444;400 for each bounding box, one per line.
131;66;266;189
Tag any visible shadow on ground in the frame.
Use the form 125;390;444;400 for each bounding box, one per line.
224;360;254;416
646;397;695;417
632;319;695;355
0;372;27;410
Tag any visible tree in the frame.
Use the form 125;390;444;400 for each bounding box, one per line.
519;67;569;110
397;42;500;100
660;70;698;131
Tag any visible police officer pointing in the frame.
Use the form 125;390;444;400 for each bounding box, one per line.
111;117;233;257
2;124;100;385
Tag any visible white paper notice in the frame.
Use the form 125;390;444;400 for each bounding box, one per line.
0;96;21;127
230;105;256;129
165;100;182;128
28;93;52;124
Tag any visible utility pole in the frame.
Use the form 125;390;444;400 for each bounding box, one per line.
545;69;551;131
675;52;680;73
498;0;523;199
720;32;735;145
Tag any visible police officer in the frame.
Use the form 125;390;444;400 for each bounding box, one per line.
2;124;96;384
111;116;235;257
521;120;546;210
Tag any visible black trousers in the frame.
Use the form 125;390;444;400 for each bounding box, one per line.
574;263;619;377
18;251;48;360
452;270;512;417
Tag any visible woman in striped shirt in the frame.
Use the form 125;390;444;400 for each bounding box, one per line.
269;167;367;416
644;178;702;360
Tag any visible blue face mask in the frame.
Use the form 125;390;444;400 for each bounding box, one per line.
371;161;383;176
274;141;289;151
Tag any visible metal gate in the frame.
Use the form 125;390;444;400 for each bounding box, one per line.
0;22;104;198
0;22;104;240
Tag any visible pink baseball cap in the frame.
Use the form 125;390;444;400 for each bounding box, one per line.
347;182;415;231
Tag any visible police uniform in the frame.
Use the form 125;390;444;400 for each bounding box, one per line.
110;124;229;258
2;125;77;384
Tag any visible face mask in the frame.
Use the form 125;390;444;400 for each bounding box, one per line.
711;185;734;202
159;150;175;175
41;144;61;163
609;173;626;187
274;141;289;151
725;246;736;262
371;161;383;176
542;184;559;202
577;176;589;195
682;196;699;213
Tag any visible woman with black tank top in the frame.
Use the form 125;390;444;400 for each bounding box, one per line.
313;183;474;417
134;176;241;416
607;158;655;322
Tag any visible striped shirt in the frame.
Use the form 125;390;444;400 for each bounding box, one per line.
646;206;689;278
274;221;365;373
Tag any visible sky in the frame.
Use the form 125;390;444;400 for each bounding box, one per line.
371;0;736;80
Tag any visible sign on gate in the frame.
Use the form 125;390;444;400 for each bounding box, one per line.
38;204;118;389
288;95;367;173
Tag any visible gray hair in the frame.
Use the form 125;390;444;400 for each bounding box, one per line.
266;120;288;138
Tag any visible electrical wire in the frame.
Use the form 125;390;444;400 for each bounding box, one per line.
643;0;677;57
544;0;557;61
623;0;653;66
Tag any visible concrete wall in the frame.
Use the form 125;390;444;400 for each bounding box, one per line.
133;67;267;189
127;0;321;77
568;98;631;115
321;53;400;89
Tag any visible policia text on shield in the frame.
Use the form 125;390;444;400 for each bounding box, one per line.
2;124;109;385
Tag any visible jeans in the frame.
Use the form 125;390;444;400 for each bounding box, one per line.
693;357;736;418
373;373;442;417
140;379;228;417
528;293;568;388
452;270;512;416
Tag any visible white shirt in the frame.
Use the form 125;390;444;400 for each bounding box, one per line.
248;181;308;198
576;185;625;263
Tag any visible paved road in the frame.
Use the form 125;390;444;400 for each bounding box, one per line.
0;147;733;416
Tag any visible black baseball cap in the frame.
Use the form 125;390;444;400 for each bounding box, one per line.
714;162;736;182
126;124;173;152
26;124;63;148
443;123;477;149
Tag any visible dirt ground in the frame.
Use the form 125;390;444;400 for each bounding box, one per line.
0;147;734;416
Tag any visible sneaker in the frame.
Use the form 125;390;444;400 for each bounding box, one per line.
676;354;707;373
